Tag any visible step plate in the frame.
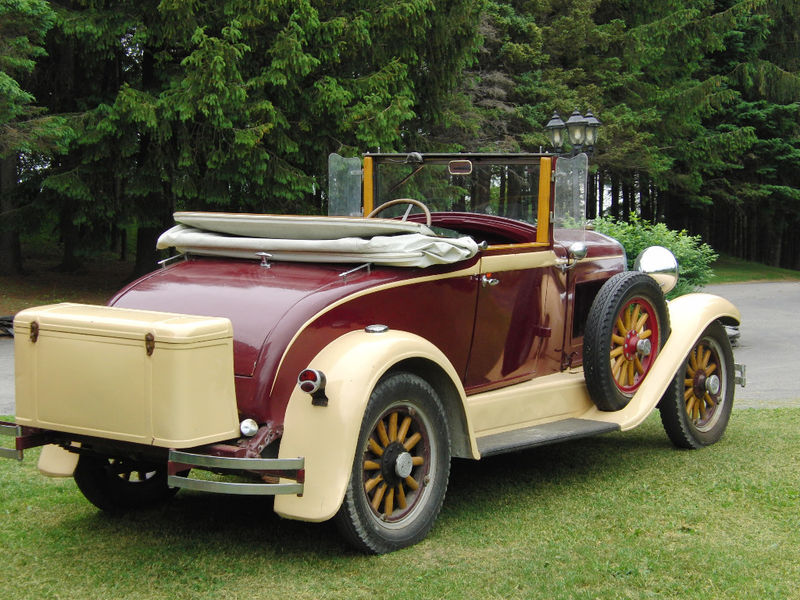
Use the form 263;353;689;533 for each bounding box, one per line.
477;418;620;458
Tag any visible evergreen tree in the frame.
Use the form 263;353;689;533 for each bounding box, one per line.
27;0;482;275
0;0;71;274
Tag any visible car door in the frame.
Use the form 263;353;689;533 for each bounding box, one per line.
463;245;566;393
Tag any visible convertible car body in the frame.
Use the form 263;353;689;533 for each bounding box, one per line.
1;152;745;553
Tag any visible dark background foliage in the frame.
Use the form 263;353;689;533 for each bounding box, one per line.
1;0;798;276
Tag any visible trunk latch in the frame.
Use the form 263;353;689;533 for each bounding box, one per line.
145;332;155;356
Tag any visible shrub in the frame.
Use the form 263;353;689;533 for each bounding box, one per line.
592;216;718;298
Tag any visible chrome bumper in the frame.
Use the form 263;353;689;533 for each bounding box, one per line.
0;421;51;460
0;422;22;460
168;449;304;496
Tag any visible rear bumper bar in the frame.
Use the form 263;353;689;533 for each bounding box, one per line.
168;449;304;496
0;421;51;460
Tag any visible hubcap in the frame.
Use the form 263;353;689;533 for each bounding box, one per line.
394;451;413;479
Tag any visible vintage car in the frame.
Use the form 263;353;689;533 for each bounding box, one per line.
1;152;745;554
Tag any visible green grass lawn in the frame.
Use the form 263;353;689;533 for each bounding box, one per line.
711;255;800;284
2;409;799;599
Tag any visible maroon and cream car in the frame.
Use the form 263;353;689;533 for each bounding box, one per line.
1;152;744;553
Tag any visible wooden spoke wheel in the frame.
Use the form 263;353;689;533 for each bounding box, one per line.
335;372;450;554
362;405;430;522
74;455;178;512
659;320;734;448
584;272;670;411
609;297;660;394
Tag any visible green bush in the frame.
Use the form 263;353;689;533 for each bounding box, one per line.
592;216;718;298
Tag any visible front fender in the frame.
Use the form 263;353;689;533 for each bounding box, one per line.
274;328;472;522
586;292;741;430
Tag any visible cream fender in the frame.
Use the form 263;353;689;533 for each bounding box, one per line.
585;292;741;430
274;329;474;522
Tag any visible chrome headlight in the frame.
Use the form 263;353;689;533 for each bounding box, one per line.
634;246;678;293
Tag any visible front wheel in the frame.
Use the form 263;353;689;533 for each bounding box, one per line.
334;372;451;554
659;320;735;448
74;455;178;512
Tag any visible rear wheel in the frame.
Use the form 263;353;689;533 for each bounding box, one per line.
659;320;734;448
335;372;450;554
74;455;177;511
584;272;670;411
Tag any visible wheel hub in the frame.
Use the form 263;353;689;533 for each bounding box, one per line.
693;371;721;399
623;332;651;360
380;442;411;486
623;330;639;360
705;373;721;395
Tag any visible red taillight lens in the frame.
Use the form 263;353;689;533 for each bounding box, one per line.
298;369;325;394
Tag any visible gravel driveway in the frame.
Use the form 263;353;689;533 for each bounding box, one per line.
1;280;798;416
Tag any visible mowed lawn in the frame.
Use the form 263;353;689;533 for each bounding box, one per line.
2;408;799;600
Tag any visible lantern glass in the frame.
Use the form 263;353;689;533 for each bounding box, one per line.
584;110;601;147
565;110;587;146
545;112;566;150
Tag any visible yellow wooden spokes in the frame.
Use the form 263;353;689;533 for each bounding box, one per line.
377;420;390;447
683;342;720;423
610;301;654;389
363;409;426;520
397;416;411;443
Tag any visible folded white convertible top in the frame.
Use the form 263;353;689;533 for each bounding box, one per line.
157;219;479;268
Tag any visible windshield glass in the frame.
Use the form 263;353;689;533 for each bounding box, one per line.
372;155;543;225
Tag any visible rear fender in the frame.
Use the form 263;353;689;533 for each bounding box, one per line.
586;293;741;430
274;329;474;522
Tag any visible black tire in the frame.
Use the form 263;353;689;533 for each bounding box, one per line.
659;320;734;448
334;372;451;554
584;271;670;411
74;455;178;512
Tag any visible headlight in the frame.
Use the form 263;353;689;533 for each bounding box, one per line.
634;246;678;293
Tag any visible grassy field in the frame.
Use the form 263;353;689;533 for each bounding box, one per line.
2;409;800;599
710;255;800;284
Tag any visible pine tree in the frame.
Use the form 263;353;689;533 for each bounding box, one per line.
0;0;71;274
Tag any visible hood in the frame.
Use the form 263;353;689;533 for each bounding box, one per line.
109;257;403;376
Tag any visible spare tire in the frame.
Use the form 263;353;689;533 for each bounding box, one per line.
584;271;670;411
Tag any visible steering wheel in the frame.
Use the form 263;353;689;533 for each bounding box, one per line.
366;198;432;227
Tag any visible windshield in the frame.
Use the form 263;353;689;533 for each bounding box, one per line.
372;155;543;225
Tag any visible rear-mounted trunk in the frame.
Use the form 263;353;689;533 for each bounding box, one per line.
13;303;239;448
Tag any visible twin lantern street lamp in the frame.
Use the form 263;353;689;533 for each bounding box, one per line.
545;109;601;154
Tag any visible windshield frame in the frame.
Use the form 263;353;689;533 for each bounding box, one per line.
363;153;555;248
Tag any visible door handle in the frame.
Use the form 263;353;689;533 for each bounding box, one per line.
481;274;500;287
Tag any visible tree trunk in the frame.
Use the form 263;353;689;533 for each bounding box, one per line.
132;225;161;278
639;172;652;221
597;170;605;218
609;175;619;219
0;155;23;275
56;201;82;272
586;171;597;220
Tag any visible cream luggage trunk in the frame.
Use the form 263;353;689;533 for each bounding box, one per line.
14;303;239;448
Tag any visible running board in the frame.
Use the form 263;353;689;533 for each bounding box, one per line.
476;418;620;458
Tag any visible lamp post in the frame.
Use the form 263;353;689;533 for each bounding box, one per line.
544;109;601;155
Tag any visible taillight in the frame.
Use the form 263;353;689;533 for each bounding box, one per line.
298;369;328;406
